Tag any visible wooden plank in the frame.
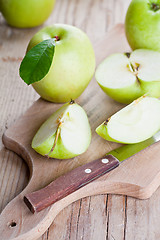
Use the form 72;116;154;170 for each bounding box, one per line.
125;187;160;240
107;195;127;240
0;149;29;212
47;195;109;240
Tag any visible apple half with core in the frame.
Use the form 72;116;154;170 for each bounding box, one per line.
96;96;160;144
125;0;160;51
0;0;56;28
26;24;95;103
95;49;160;104
32;101;91;159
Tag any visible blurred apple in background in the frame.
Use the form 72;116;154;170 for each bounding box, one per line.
125;0;160;51
0;0;56;28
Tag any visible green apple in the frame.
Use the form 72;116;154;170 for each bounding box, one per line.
32;101;91;159
0;0;56;28
125;0;160;51
96;96;160;144
95;49;160;104
26;24;95;102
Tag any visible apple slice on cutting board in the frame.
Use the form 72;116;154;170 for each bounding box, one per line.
95;49;160;103
32;101;91;159
96;96;160;144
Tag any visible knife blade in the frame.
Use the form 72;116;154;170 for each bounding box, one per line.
24;130;160;213
108;131;160;161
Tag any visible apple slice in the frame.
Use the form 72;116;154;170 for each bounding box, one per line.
95;49;160;103
32;101;91;159
96;96;160;144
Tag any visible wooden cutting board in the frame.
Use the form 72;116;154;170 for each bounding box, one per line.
1;24;160;240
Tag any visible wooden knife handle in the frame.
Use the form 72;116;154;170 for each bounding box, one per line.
24;155;119;213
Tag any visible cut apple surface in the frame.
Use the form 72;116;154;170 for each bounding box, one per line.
32;101;91;159
96;96;160;144
95;49;160;103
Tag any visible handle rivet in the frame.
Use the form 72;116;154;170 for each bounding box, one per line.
85;168;92;173
101;158;109;164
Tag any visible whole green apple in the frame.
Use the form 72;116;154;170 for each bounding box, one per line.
125;0;160;51
27;24;95;103
0;0;56;28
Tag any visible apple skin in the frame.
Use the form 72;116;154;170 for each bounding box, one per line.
98;82;142;104
32;133;80;159
0;0;56;28
96;123;122;143
98;79;160;104
125;0;160;51
27;24;95;103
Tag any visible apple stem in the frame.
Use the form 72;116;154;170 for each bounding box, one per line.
54;36;60;41
70;99;75;104
104;118;110;125
125;52;131;58
150;3;160;11
45;122;62;158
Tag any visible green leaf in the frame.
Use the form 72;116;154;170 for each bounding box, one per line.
19;39;55;85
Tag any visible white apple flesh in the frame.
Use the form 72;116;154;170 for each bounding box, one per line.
96;96;160;144
95;49;160;103
32;101;91;159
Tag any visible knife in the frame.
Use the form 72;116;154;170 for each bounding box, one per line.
24;131;160;213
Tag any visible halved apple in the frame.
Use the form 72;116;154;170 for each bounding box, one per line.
96;96;160;144
95;49;160;103
32;101;91;159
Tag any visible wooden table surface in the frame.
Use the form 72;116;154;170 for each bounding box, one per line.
0;1;160;239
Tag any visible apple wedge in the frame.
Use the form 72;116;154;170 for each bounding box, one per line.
96;96;160;144
32;101;91;159
95;49;160;103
